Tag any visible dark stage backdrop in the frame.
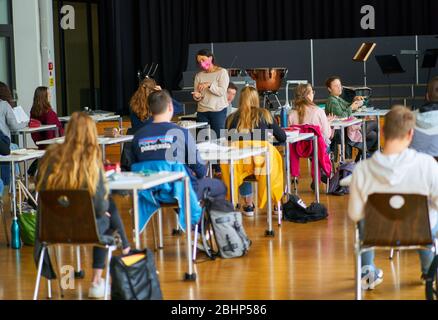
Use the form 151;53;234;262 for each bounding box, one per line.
98;0;438;114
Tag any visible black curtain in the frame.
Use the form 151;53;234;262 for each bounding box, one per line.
99;0;438;114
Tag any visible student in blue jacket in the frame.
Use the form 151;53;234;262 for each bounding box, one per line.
131;90;226;201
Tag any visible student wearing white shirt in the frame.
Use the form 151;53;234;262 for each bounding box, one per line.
349;106;438;289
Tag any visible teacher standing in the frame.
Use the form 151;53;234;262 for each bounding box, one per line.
192;49;230;140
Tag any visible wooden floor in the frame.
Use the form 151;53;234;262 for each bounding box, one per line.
0;159;428;300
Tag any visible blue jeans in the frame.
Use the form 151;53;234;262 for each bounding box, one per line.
0;143;19;186
239;182;253;197
360;221;438;275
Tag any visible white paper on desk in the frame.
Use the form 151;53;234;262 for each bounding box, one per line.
13;106;30;124
197;142;231;153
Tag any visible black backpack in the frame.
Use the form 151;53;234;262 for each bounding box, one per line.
328;161;356;196
283;194;328;223
110;249;163;300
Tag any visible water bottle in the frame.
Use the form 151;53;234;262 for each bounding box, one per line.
280;106;288;128
11;218;21;249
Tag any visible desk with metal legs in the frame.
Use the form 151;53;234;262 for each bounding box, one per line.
199;145;275;236
0;150;46;248
108;171;196;281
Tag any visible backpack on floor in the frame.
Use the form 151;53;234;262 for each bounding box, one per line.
110;249;163;300
204;198;252;259
328;161;356;196
17;202;37;246
283;194;328;223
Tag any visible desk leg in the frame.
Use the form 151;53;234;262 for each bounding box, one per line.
377;115;381;151
265;150;274;237
340;128;345;162
101;145;106;161
184;176;196;281
132;189;140;250
285;143;291;197
230;160;235;207
362;120;367;161
23;135;29;188
313;136;320;203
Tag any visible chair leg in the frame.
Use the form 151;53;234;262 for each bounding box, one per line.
389;249;394;260
33;246;46;300
104;247;114;301
355;250;362;300
253;182;259;214
277;201;282;227
192;224;199;261
172;212;182;236
326;178;330;194
47;280;52;299
151;213;158;251
54;245;65;298
157;208;164;249
74;246;85;279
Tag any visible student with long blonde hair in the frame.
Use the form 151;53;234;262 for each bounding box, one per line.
36;112;131;299
289;83;334;146
226;86;286;216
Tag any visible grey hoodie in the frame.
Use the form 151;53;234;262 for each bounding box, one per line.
0;100;27;138
411;102;438;156
348;149;438;228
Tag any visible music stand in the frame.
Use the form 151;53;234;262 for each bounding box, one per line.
353;43;377;86
422;49;438;85
375;55;406;106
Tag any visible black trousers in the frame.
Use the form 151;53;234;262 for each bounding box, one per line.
93;198;130;269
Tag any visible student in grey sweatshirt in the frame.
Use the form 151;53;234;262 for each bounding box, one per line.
0;100;27;138
349;106;438;290
410;76;438;157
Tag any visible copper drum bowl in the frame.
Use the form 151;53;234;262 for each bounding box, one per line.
246;68;288;93
227;68;243;77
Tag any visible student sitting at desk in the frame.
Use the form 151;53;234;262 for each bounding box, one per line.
0;129;10;196
28;86;64;176
130;78;183;134
325;76;378;159
30;86;64;147
35;112;131;299
0;82;27;186
225;86;286;216
349;106;438;288
131;90;226;201
410;76;438;157
289;83;335;147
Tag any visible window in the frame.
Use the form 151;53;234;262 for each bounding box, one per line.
0;0;14;88
54;0;101;116
0;0;9;24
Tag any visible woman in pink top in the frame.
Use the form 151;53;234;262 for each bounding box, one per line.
288;83;334;147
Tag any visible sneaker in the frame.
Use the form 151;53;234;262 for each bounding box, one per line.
362;268;384;290
242;204;255;217
88;279;106;299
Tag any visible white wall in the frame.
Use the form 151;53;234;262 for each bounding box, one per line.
12;0;42;115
